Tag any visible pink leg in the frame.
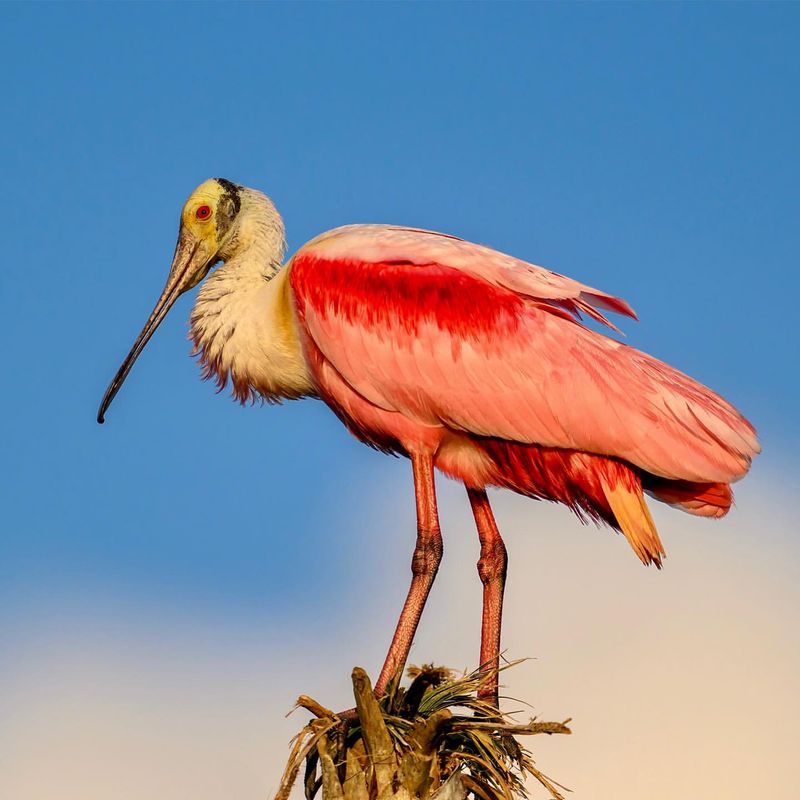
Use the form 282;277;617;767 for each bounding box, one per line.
467;487;508;706
374;453;442;696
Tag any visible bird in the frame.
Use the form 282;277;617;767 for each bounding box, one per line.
98;178;759;706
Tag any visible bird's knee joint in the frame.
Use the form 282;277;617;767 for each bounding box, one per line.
477;540;507;584
411;528;442;576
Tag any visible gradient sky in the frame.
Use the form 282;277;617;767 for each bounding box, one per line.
1;4;798;799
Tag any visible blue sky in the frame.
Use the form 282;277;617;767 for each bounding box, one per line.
1;6;798;795
3;0;797;627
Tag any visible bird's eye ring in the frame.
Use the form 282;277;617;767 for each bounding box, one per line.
196;205;212;221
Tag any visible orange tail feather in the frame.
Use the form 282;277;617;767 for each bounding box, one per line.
600;472;666;568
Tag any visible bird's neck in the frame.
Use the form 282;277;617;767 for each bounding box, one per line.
190;202;315;404
216;190;287;279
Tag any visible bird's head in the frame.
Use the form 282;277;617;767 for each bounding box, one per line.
97;177;247;424
178;177;244;272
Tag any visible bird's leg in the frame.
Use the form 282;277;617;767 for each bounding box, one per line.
467;487;508;707
373;453;442;697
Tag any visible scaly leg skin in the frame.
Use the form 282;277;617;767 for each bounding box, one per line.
467;487;508;708
373;453;443;696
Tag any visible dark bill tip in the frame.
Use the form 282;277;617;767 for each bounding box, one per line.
96;232;204;426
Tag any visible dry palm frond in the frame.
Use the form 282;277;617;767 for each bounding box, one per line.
275;662;570;800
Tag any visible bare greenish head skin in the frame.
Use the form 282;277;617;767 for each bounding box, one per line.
97;178;242;423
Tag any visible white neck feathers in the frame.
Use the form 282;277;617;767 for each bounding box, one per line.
189;192;315;403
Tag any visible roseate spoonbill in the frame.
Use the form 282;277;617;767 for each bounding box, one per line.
98;178;759;706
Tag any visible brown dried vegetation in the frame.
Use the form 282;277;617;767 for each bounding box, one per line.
275;663;571;800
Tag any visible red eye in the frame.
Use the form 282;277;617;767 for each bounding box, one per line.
196;205;212;220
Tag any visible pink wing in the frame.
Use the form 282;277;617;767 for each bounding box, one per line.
290;225;759;484
302;225;637;331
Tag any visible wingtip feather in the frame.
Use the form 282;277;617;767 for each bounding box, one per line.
580;291;638;322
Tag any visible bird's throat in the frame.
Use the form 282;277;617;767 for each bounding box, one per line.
190;261;315;404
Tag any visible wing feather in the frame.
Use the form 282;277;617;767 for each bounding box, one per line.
290;226;759;483
303;225;637;331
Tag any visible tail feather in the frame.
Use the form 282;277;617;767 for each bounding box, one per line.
643;476;732;519
600;472;666;568
471;437;731;568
